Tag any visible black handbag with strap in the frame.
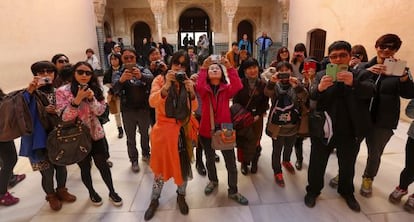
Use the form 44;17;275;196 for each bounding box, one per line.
47;108;92;166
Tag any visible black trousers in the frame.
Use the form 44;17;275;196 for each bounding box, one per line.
306;136;360;196
399;137;414;190
0;141;17;195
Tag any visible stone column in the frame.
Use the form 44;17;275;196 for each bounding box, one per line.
93;0;107;69
221;0;240;50
148;0;168;42
279;0;290;47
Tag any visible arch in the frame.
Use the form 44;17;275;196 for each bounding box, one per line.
104;21;112;37
237;20;254;53
307;28;327;61
131;21;152;53
178;7;212;55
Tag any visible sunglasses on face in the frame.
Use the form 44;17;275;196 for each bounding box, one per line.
352;54;361;58
123;56;136;60
57;59;69;64
75;70;93;76
37;69;54;75
173;62;186;67
378;44;397;51
328;53;349;60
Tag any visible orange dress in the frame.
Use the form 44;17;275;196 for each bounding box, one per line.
149;75;198;186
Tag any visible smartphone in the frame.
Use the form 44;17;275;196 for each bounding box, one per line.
210;54;221;63
124;63;136;71
221;123;233;130
79;83;89;90
337;64;349;72
325;63;338;81
304;62;316;72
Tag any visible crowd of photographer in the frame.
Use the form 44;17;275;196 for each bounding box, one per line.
1;32;414;218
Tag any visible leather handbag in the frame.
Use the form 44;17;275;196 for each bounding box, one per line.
297;103;310;137
210;97;236;150
47;112;92;166
230;87;256;130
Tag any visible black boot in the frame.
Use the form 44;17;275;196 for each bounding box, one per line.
241;162;249;175
195;146;206;176
177;194;189;215
144;199;159;220
118;127;124;139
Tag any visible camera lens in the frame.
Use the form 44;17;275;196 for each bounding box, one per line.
175;72;186;82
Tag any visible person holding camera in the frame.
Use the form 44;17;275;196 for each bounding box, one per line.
291;43;307;79
304;41;376;212
354;34;414;198
56;61;122;207
264;61;308;187
143;50;198;220
19;61;76;211
196;56;249;205
349;45;368;69
112;48;154;172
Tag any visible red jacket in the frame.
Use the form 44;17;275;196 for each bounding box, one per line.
196;67;242;138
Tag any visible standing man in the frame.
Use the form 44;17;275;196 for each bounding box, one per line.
104;36;116;69
255;32;273;68
226;42;240;69
304;41;375;212
112;48;154;173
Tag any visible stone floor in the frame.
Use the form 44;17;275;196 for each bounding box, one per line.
1;116;414;222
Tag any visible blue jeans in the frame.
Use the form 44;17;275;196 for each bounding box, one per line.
258;49;269;68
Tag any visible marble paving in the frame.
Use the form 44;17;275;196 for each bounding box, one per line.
1;116;414;222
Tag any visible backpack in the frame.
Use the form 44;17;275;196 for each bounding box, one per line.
165;83;190;121
269;92;300;125
0;89;33;141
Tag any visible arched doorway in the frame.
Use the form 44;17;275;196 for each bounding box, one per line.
308;29;327;61
237;20;254;54
132;22;152;53
178;7;211;57
104;21;112;37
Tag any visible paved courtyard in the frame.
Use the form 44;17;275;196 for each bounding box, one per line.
1;115;414;222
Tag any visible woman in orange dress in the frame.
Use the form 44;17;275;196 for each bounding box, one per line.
144;50;198;221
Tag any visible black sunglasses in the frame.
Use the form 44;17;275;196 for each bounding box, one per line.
57;59;69;64
378;44;397;51
37;69;55;75
75;70;93;76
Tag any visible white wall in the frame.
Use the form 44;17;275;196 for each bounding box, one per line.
0;0;98;92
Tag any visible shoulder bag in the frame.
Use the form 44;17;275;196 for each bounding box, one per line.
210;96;236;150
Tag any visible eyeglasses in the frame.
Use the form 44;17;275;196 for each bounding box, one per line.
37;69;54;75
57;59;69;64
378;44;397;51
75;70;93;76
173;62;186;67
328;53;349;60
123;56;136;60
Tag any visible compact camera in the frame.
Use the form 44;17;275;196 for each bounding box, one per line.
277;72;290;80
175;71;187;82
155;60;163;69
38;77;51;85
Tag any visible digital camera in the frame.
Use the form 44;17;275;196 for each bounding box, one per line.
175;71;187;82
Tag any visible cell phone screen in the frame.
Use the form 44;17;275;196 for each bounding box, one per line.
325;63;338;81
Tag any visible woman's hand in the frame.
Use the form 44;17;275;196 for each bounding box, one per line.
73;85;91;105
221;57;232;69
202;57;213;69
289;76;299;88
318;75;334;92
367;64;386;75
45;105;56;114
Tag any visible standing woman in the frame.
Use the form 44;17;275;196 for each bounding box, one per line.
291;43;307;79
144;50;198;220
52;53;70;87
0;89;19;206
103;53;124;138
56;62;122;206
20;61;76;211
233;58;269;175
196;57;248;205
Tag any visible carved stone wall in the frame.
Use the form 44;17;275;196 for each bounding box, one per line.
233;6;261;34
124;8;156;35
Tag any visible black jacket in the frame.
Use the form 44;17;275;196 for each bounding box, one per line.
358;57;414;129
112;65;154;112
311;68;375;139
233;78;269;116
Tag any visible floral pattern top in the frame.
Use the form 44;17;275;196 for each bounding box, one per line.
56;84;106;141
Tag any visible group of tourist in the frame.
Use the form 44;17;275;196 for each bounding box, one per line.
1;33;414;220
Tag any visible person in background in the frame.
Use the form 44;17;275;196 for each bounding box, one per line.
0;89;20;206
144;50;197;220
188;46;198;75
112;48;153;172
233;58;269;175
197;57;248;205
52;54;70;87
104;36;116;69
103;53;124;139
255;32;273;68
85;48;101;72
161;37;174;63
238;34;252;55
56;61;122;207
107;44;122;67
349;44;368;69
117;37;125;50
291;43;307;79
20;61;76;211
388;99;414;213
226;42;240;69
270;47;290;67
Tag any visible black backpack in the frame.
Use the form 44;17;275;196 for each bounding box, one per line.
269;92;300;125
165;83;190;121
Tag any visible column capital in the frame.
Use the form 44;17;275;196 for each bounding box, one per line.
148;0;168;16
221;0;240;19
93;0;106;27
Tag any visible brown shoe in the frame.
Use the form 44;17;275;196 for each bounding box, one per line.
177;194;189;215
46;193;62;211
56;187;76;202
